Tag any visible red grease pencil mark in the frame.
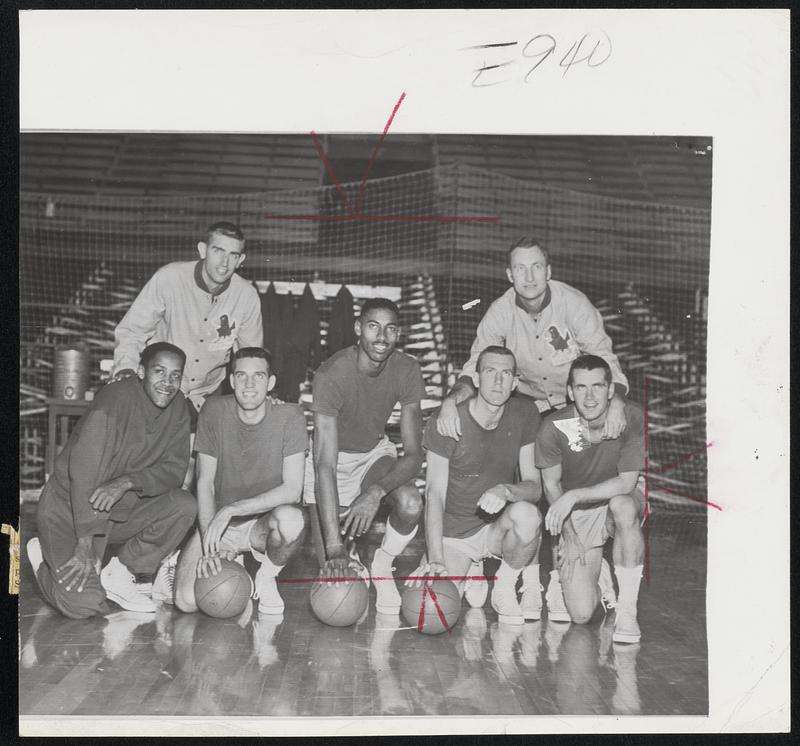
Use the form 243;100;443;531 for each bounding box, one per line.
310;130;352;213
355;92;406;214
263;92;498;225
278;574;495;584
420;580;452;633
418;583;428;632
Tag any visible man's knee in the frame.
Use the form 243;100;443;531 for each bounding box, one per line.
564;593;596;625
506;501;541;543
174;567;199;613
169;488;198;523
391;484;423;521
609;494;639;528
52;583;107;620
270;504;307;543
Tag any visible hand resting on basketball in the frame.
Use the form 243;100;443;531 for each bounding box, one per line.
321;546;364;586
196;550;237;579
405;558;447;589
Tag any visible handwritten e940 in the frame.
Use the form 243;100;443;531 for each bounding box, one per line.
463;31;612;87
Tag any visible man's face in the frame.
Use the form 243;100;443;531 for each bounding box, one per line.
139;351;184;409
230;356;273;411
568;367;614;422
505;245;551;303
197;231;245;288
474;352;517;407
355;308;400;364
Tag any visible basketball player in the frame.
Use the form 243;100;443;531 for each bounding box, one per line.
26;343;196;618
436;235;630;615
537;354;645;643
112;221;263;433
408;346;543;624
173;347;307;616
307;298;425;615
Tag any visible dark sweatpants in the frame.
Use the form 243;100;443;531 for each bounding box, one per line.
35;483;197;619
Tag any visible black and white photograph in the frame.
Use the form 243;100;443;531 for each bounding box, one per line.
13;9;789;737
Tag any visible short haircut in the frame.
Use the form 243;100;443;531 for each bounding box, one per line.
232;346;273;373
206;221;245;244
476;345;517;375
140;342;186;369
359;297;400;322
567;354;612;387
507;236;551;267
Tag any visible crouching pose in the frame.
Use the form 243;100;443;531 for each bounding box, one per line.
537;354;645;643
409;346;543;624
27;343;196;618
174;347;307;616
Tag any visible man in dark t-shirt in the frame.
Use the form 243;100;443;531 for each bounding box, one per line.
536;354;645;644
409;346;544;625
308;298;425;616
174;347;308;617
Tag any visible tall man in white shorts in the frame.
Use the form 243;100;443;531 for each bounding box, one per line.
307;298;425;615
537;354;646;643
408;346;543;624
174;347;307;616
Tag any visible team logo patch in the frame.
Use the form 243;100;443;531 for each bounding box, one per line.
546;323;580;366
208;312;239;352
553;417;590;452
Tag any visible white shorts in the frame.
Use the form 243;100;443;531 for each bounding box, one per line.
562;488;647;551
217;517;260;555
442;524;499;564
303;436;397;508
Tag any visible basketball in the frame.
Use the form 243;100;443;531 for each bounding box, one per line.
309;578;369;627
194;559;253;619
401;578;462;635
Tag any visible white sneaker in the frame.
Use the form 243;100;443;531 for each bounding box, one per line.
463;560;488;609
371;548;401;614
100;557;156;613
598;558;617;612
545;575;570;623
612;607;641;644
151;550;178;604
490;582;524;625
27;537;44;577
253;565;284;615
520;581;544;621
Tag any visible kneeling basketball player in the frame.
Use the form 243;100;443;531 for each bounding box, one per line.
307;298;425;615
408;346;544;625
536;354;645;643
174;347;308;616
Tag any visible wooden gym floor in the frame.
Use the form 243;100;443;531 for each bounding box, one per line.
18;503;707;718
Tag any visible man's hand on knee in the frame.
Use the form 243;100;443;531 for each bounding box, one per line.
57;537;99;593
557;536;586;584
340;485;384;540
477;485;510;515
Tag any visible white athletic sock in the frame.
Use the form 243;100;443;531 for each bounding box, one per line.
614;565;643;610
496;559;522;588
253;550;284;577
521;563;540;588
380;521;418;558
